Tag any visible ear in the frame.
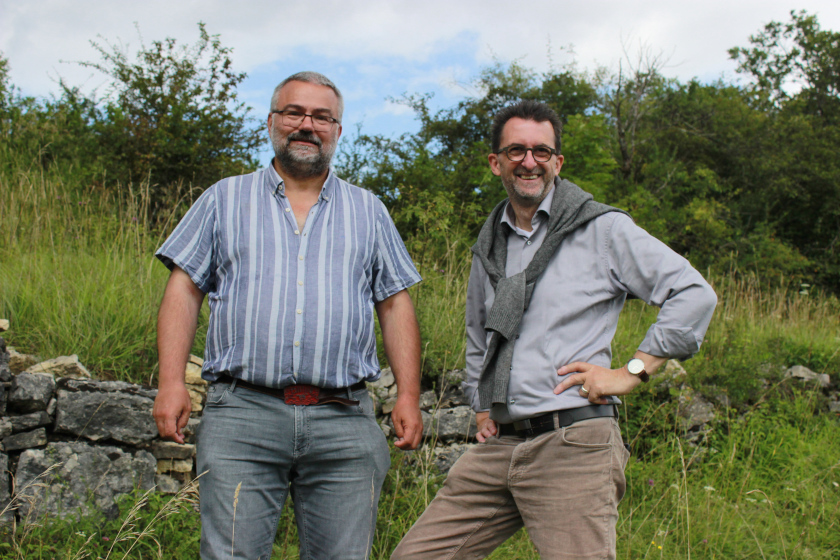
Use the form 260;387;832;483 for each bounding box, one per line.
553;154;564;175
336;123;343;142
488;152;502;176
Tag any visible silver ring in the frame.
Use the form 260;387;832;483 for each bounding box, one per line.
580;386;590;395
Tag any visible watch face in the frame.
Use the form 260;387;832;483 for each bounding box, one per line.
628;358;645;375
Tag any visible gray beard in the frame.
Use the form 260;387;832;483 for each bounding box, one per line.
272;130;336;179
502;174;552;207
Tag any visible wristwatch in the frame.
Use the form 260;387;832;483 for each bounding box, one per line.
627;358;649;383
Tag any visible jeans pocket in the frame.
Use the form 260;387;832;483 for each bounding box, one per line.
206;382;231;406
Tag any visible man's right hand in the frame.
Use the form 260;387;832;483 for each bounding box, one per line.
153;382;192;444
475;411;497;443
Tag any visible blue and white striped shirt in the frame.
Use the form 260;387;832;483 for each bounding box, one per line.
156;164;421;389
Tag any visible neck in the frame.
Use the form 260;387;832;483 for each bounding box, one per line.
273;159;329;194
509;201;540;232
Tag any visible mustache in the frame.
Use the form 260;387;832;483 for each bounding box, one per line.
286;131;322;147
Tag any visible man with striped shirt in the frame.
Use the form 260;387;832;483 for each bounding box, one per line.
153;72;423;560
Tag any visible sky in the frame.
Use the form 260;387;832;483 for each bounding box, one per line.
3;1;840;166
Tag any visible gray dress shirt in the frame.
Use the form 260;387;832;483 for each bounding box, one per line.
463;187;717;423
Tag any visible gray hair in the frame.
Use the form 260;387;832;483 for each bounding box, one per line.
270;71;344;121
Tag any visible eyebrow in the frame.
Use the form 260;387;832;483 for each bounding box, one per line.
279;103;334;116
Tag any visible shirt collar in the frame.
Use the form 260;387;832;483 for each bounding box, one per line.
266;159;336;202
501;185;556;234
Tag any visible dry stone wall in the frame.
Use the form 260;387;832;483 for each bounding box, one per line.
0;317;837;523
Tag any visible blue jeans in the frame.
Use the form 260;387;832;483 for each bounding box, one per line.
197;380;390;560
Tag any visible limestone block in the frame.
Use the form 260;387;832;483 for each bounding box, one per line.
678;387;715;431
26;355;90;379
3;428;48;452
54;379;157;446
10;411;51;433
381;396;397;415
657;359;688;389
15;442;155;520
0;453;11;524
8;349;38;375
442;368;467;387
419;390;438;411
0;338;9;381
441;386;469;408
9;372;56;413
150;441;196;460
184;355;206;385
424;406;476;442
0;418;12;439
157;458;194;474
155;474;182;495
785;365;830;389
184;417;201;444
434;443;475;474
367;367;395;390
0;320;8;332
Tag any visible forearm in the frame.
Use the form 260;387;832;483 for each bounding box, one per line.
376;290;421;401
629;350;668;377
157;267;204;389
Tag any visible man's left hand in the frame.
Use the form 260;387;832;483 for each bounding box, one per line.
554;362;641;404
391;395;423;450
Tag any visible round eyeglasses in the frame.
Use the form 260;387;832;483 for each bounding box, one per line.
496;145;558;163
271;110;340;132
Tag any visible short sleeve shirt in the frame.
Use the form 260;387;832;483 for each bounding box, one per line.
156;165;421;389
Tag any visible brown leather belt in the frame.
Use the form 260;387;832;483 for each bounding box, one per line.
217;375;365;406
497;405;617;438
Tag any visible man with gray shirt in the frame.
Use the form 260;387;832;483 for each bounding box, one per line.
153;72;423;560
393;100;716;559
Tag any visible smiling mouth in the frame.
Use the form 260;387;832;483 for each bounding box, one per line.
517;173;542;180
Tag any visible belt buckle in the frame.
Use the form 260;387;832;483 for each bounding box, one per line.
284;384;320;405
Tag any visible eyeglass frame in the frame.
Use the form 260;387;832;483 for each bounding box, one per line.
270;109;340;131
495;144;559;163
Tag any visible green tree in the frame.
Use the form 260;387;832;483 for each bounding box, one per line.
729;10;840;123
64;23;263;217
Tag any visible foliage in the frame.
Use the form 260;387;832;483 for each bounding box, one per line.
0;24;263;225
730;9;840;123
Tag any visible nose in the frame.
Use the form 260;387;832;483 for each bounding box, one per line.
520;149;539;168
298;114;316;131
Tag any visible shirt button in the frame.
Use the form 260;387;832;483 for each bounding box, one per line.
296;309;302;314
510;399;516;404
294;230;300;235
294;341;300;347
299;256;304;261
298;280;303;286
526;240;532;245
285;207;291;212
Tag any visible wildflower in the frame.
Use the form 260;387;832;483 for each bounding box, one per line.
702;539;708;544
647;479;655;487
703;486;715;492
76;531;86;537
131;217;138;222
102;536;110;541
